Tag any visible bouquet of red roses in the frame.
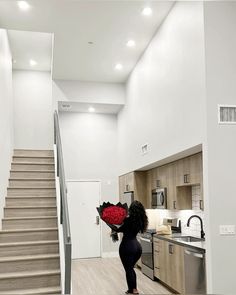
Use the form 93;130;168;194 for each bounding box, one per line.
97;202;128;242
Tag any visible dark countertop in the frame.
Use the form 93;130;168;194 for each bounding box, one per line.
153;233;206;252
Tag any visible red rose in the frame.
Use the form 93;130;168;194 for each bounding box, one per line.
102;205;127;225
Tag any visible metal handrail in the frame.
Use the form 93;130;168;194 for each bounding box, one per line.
54;111;72;294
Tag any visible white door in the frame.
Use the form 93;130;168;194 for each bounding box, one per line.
67;180;101;259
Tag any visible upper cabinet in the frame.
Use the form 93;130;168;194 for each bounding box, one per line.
119;171;147;208
176;153;202;186
119;152;203;211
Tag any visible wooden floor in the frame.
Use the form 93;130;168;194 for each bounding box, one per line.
72;257;172;295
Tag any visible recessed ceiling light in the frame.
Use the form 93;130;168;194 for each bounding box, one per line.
88;107;95;113
115;63;123;71
29;59;37;66
18;1;30;11
142;7;153;16
127;40;136;48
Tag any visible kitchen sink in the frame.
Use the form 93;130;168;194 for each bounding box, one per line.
172;236;205;242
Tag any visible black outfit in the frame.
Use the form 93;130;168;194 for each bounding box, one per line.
117;217;142;293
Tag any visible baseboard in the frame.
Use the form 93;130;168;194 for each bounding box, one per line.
102;251;119;258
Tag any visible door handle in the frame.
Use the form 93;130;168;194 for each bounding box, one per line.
95;216;100;225
169;244;174;254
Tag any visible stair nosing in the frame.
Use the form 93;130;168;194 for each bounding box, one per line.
13;156;54;158
0;269;60;279
12;162;54;165
8;187;56;189
4;206;57;208
0;286;61;295
0;240;59;247
8;177;55;181
0;253;60;262
3;216;57;220
0;228;58;233
11;170;55;173
6;196;56;198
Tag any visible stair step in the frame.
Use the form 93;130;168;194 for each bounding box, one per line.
0;240;59;257
14;149;54;157
0;228;58;243
7;188;56;196
13;157;54;164
9;179;55;188
6;196;56;206
11;163;54;172
10;171;55;179
0;254;60;273
4;206;57;217
2;216;58;229
0;286;61;295
0;270;60;291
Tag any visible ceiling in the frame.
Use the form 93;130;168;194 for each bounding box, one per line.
8;30;53;72
0;1;174;83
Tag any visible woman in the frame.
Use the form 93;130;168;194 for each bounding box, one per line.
116;200;148;294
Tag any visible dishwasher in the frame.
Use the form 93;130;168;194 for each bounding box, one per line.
184;247;206;294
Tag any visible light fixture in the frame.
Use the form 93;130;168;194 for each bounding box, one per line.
29;59;37;66
126;40;136;48
115;63;123;71
88;107;95;113
142;7;152;16
13;59;17;64
18;1;30;11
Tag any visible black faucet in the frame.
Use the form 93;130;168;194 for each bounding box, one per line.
187;215;205;239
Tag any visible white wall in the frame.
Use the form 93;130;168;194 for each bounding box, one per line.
13;70;53;149
203;3;236;294
118;2;206;174
59;111;119;254
0;29;14;223
52;79;125;110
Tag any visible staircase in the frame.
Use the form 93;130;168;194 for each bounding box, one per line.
0;149;61;295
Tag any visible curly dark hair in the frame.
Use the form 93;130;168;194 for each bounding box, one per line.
128;200;148;233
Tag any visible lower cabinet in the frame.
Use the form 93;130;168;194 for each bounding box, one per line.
154;237;185;294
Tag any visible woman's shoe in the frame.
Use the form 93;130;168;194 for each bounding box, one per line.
125;291;139;294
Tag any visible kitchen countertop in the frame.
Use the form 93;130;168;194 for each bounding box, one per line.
153;233;206;252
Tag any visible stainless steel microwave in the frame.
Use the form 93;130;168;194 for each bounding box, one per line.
151;188;167;209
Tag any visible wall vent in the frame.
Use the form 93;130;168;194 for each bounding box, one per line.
218;105;236;124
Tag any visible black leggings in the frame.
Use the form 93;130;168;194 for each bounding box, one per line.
119;238;142;292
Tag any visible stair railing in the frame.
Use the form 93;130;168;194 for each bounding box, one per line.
54;111;72;294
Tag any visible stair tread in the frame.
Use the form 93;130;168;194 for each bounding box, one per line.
0;269;60;279
0;286;61;295
0;228;58;233
12;162;54;165
0;253;59;262
8;187;56;189
9;179;55;182
0;240;59;247
11;170;55;172
5;206;56;208
13;156;54;158
3;216;57;220
6;195;56;198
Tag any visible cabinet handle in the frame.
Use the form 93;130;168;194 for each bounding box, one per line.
173;201;176;209
156;180;161;188
154;250;159;253
186;174;190;183
126;184;130;191
200;200;203;210
169;244;174;254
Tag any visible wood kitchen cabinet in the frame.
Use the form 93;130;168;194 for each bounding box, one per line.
154;238;185;294
176;153;202;186
119;171;147;207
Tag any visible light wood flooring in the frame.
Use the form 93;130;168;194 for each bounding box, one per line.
72;257;172;295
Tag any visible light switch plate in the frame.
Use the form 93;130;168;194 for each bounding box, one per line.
219;225;235;235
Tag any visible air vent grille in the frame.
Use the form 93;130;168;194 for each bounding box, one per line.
218;105;236;124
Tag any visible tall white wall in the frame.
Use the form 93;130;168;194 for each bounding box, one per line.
118;2;206;174
0;29;14;223
59;112;119;254
13;70;53;149
52;79;125;110
203;3;236;294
